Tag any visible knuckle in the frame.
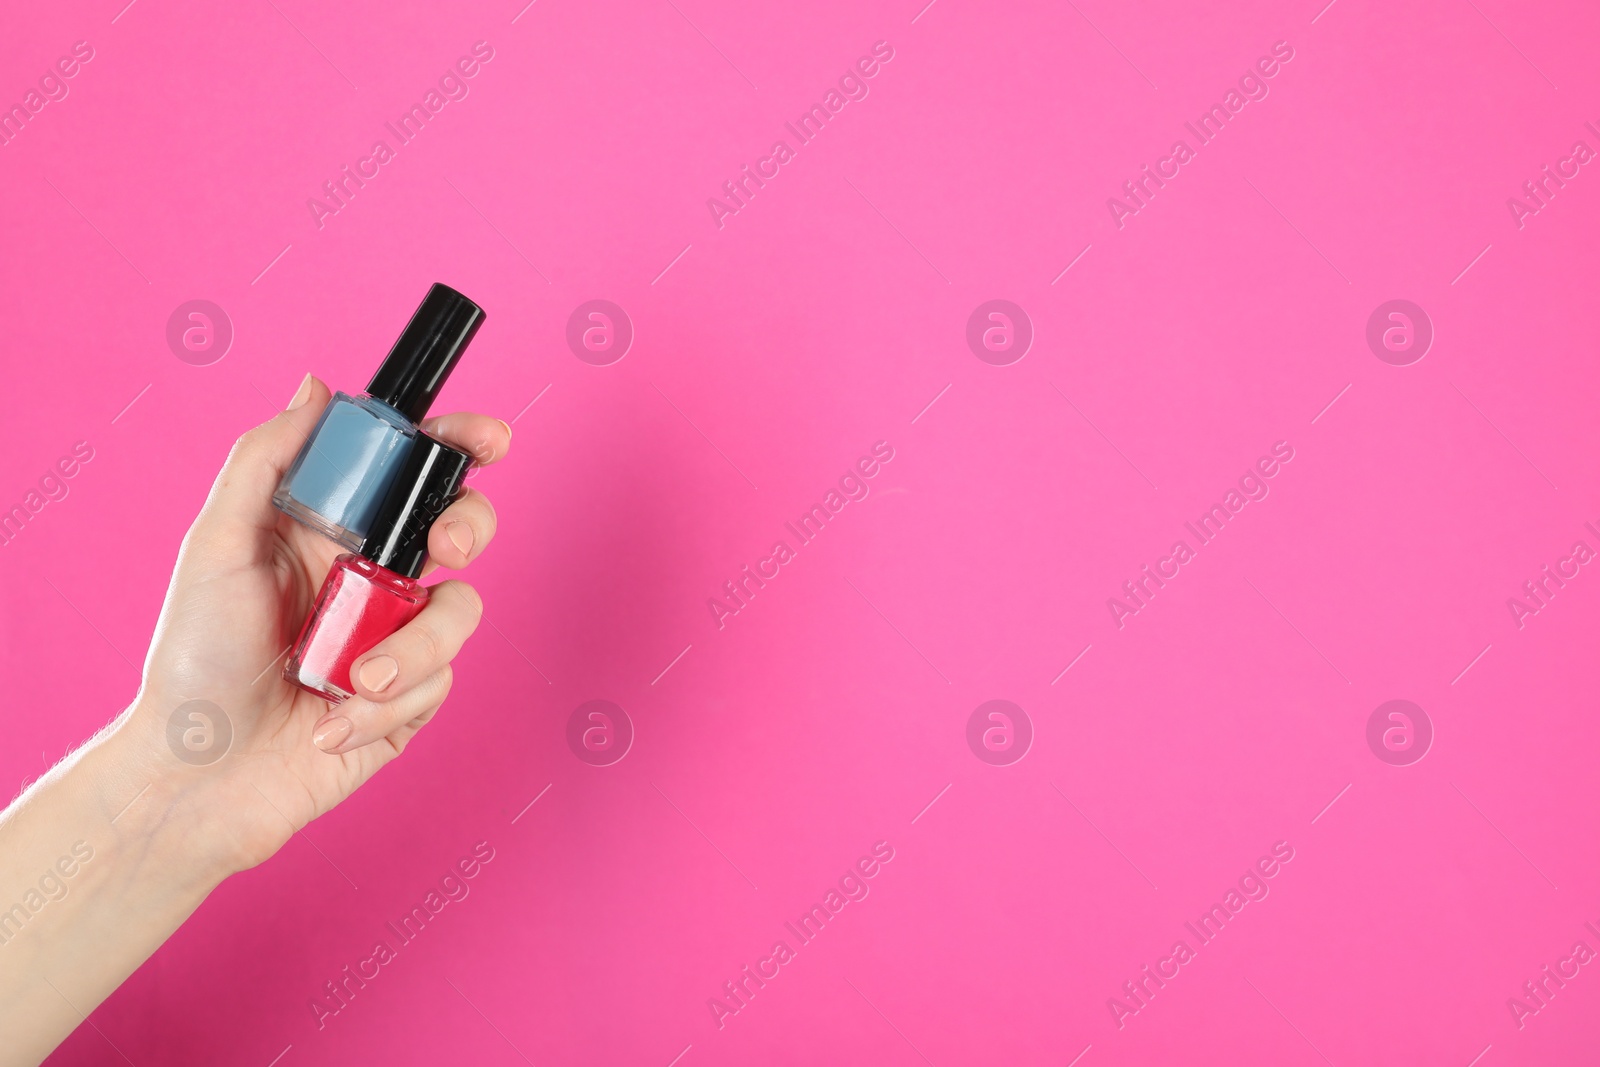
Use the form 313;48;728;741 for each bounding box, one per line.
448;496;495;537
449;581;484;621
241;417;282;450
225;429;260;466
225;423;281;474
409;621;444;666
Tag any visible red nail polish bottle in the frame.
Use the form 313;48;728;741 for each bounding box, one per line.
286;436;472;702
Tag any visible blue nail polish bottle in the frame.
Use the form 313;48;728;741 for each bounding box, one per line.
273;283;485;550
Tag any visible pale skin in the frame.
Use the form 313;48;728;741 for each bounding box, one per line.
0;374;509;1066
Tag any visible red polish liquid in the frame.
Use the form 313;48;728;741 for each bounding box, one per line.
286;554;428;703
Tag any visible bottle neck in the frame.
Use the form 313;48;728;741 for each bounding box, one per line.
356;393;413;429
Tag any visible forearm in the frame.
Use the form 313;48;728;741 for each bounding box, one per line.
0;713;230;1067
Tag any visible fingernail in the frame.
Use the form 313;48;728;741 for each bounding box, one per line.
313;716;353;752
287;373;314;411
446;521;475;557
497;418;513;442
358;655;399;693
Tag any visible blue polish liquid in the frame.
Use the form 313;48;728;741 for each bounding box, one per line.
275;393;415;548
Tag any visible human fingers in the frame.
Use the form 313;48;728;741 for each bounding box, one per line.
310;581;482;750
421;487;497;573
191;374;331;549
311;667;453;756
419;412;512;466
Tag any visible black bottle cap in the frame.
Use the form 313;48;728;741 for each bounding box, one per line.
360;435;473;579
366;283;486;423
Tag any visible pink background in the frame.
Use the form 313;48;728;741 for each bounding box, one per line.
3;0;1599;1063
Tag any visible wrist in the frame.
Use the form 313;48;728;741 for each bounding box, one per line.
88;703;249;893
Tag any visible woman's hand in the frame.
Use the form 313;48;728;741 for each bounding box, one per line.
0;373;511;1067
113;373;510;879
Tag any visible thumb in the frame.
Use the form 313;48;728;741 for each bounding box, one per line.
192;373;333;553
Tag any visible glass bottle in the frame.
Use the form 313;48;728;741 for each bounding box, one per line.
286;436;474;703
273;282;485;550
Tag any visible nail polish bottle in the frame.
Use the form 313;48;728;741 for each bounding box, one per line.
285;435;473;703
273;283;485;551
